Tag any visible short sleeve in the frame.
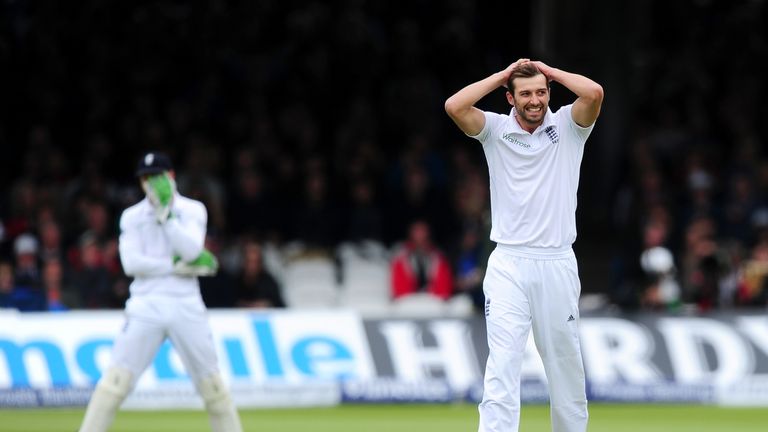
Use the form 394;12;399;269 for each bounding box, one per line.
468;111;505;144
558;104;594;143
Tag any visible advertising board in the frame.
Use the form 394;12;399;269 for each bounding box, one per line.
2;309;768;407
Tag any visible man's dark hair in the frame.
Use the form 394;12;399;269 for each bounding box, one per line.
507;63;547;93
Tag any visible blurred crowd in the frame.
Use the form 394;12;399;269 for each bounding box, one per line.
1;1;768;314
0;0;495;313
607;0;768;312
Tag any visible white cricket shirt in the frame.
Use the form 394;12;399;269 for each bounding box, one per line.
118;194;208;297
471;104;594;248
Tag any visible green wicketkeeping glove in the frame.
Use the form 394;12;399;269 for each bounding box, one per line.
145;173;176;223
173;249;219;277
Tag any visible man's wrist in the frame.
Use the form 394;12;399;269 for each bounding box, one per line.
545;67;562;82
493;71;508;85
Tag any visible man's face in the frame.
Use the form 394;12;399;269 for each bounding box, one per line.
139;174;154;197
140;171;174;197
507;74;550;128
409;221;431;250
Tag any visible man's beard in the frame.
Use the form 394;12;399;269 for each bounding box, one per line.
516;103;547;125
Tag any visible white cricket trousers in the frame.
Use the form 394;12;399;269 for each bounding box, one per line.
478;244;588;432
111;294;221;383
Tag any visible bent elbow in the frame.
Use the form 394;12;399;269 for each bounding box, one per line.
590;84;604;104
444;97;460;117
180;246;204;263
120;257;139;277
174;237;205;263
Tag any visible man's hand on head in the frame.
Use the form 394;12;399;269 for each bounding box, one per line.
501;58;531;88
531;61;556;82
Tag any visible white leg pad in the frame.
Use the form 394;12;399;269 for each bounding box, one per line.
197;373;243;432
79;367;133;432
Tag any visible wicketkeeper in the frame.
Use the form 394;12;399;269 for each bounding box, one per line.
79;151;242;432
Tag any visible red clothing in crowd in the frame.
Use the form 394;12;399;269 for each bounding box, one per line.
390;243;453;300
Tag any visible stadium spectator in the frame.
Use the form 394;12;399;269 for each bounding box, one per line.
38;219;66;263
234;240;285;309
10;233;47;311
343;177;384;243
0;261;14;309
718;240;746;308
721;171;760;246
680;216;722;312
614;206;682;311
390;220;453;300
452;228;486;311
737;236;768;306
81;200;114;244
385;162;450;247
70;231;119;309
41;258;71;311
449;168;492;312
288;163;339;252
638;246;681;311
62;161;117;237
199;233;236;308
175;142;228;235
5;181;39;239
227;168;276;239
677;161;721;234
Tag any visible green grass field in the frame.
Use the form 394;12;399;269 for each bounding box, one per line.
1;403;767;432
